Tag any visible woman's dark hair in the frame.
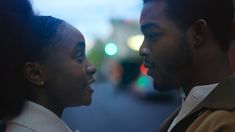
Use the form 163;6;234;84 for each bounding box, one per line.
0;5;64;121
20;16;64;110
0;0;34;121
143;0;234;51
23;16;64;62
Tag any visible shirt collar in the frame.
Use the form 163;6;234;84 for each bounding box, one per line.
168;83;217;130
202;76;235;110
187;83;218;102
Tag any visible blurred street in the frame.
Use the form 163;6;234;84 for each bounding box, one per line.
62;81;181;132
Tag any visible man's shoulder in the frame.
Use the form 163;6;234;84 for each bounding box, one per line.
200;109;235;123
188;109;235;132
210;109;235;117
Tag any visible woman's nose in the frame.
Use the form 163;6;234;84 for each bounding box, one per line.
86;65;96;75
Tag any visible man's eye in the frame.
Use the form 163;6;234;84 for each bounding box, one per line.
145;32;161;40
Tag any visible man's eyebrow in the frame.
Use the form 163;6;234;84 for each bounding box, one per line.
141;23;161;32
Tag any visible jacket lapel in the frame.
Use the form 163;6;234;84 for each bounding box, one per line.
180;75;235;120
159;76;235;132
201;76;235;110
159;106;181;132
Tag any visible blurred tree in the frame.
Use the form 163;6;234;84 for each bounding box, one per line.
87;39;105;69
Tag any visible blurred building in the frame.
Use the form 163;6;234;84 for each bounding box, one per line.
88;18;143;83
105;18;142;59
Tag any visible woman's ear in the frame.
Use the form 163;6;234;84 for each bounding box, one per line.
188;19;208;48
23;62;47;87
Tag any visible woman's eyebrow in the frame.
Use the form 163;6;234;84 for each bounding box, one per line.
72;41;85;53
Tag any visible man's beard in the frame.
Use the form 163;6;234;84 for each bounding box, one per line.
153;36;193;92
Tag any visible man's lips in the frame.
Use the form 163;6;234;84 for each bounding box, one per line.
143;60;155;69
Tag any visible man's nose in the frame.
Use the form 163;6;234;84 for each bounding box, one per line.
139;46;150;57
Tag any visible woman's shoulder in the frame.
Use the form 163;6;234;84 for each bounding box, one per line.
5;123;35;132
5;101;73;132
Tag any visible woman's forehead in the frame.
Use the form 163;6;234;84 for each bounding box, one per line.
49;22;85;53
57;22;84;41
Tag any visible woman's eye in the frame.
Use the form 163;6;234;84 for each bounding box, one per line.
74;52;85;63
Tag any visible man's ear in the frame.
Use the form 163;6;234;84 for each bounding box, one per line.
229;42;235;72
23;62;47;87
188;19;208;48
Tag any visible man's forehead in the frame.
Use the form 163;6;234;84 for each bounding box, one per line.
140;1;166;25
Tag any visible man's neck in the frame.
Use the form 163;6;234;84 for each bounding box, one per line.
183;56;232;96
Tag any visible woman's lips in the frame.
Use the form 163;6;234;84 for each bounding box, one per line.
86;87;94;93
87;79;95;87
86;79;95;93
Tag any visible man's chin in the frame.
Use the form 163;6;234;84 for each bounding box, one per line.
153;82;178;92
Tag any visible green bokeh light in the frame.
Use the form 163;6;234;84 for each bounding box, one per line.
104;43;118;56
137;76;151;90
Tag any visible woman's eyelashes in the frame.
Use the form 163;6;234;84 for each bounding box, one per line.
72;42;86;63
74;51;85;63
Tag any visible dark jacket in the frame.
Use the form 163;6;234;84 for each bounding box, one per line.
159;76;235;132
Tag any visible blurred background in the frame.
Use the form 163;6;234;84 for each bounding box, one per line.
31;0;181;132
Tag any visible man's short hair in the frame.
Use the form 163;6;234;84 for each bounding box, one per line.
143;0;234;51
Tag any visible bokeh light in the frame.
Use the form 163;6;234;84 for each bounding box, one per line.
127;35;144;51
136;75;152;90
104;43;118;56
140;64;148;75
85;38;95;53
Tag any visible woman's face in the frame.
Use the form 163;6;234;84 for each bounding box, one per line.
42;22;96;107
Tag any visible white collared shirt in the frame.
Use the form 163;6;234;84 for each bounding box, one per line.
6;101;77;132
167;83;218;132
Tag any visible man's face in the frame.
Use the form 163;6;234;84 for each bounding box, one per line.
43;23;96;107
139;1;193;91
